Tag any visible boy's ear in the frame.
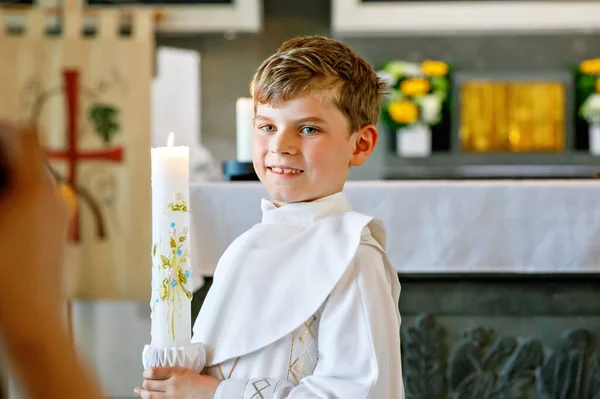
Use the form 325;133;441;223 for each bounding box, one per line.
350;124;378;167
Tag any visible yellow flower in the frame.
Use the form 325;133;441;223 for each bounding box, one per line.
596;78;600;93
388;100;419;124
59;183;78;213
580;58;600;75
421;60;449;77
400;78;430;96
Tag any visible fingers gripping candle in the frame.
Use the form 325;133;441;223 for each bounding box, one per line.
144;133;205;371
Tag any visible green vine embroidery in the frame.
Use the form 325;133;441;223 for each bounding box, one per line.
158;225;192;302
167;193;188;213
151;192;191;341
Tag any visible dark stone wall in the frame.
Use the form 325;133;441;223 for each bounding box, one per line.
399;276;600;398
193;275;600;398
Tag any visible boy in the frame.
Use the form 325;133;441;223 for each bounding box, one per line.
136;35;404;399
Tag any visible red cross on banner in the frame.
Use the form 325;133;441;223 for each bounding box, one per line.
47;69;125;242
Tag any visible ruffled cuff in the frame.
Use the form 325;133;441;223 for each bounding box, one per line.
142;343;206;374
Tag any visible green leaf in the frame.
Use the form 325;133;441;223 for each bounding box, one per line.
431;77;449;93
578;75;596;93
88;104;120;144
178;269;187;285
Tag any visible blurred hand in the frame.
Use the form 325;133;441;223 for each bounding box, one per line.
0;121;71;317
0;122;107;399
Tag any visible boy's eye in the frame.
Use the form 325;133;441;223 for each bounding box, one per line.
260;125;276;133
301;126;319;134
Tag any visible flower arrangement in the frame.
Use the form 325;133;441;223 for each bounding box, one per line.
576;58;600;126
377;60;451;131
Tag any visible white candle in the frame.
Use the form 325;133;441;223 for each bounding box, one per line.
236;97;254;162
150;133;191;349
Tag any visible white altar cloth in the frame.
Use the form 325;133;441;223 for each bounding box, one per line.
190;180;600;290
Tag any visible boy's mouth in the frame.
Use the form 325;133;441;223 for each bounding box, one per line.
267;166;304;175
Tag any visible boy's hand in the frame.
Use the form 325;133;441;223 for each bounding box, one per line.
135;367;221;399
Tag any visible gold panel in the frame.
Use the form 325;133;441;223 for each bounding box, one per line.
460;81;565;152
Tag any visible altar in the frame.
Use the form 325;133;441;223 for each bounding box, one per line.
190;180;600;286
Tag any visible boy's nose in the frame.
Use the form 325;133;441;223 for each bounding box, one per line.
269;129;299;155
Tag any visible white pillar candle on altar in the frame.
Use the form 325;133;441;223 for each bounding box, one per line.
236;97;254;162
150;132;192;349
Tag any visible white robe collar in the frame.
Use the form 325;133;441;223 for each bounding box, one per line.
192;191;386;366
260;192;352;227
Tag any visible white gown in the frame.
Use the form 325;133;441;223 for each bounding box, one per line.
192;192;405;398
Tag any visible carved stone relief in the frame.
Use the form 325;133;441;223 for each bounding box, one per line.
402;314;600;399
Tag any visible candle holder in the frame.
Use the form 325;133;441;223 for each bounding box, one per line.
222;160;258;181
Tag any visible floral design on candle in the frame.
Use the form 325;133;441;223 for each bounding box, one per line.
151;192;192;341
167;192;189;212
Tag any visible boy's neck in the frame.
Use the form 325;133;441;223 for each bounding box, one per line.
270;191;344;208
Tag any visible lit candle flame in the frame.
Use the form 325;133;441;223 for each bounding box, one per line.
167;132;174;147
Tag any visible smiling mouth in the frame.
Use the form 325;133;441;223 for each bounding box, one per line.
267;166;304;175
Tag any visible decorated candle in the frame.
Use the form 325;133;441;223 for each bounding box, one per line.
236;97;254;162
150;133;192;349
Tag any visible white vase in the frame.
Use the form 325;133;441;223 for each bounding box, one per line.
590;124;600;155
396;124;431;157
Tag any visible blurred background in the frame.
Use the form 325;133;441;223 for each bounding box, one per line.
1;1;599;398
152;0;600;181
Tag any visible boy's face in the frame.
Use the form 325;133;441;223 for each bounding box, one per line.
252;94;377;204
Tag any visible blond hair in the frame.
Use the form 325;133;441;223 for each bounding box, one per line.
250;35;385;133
